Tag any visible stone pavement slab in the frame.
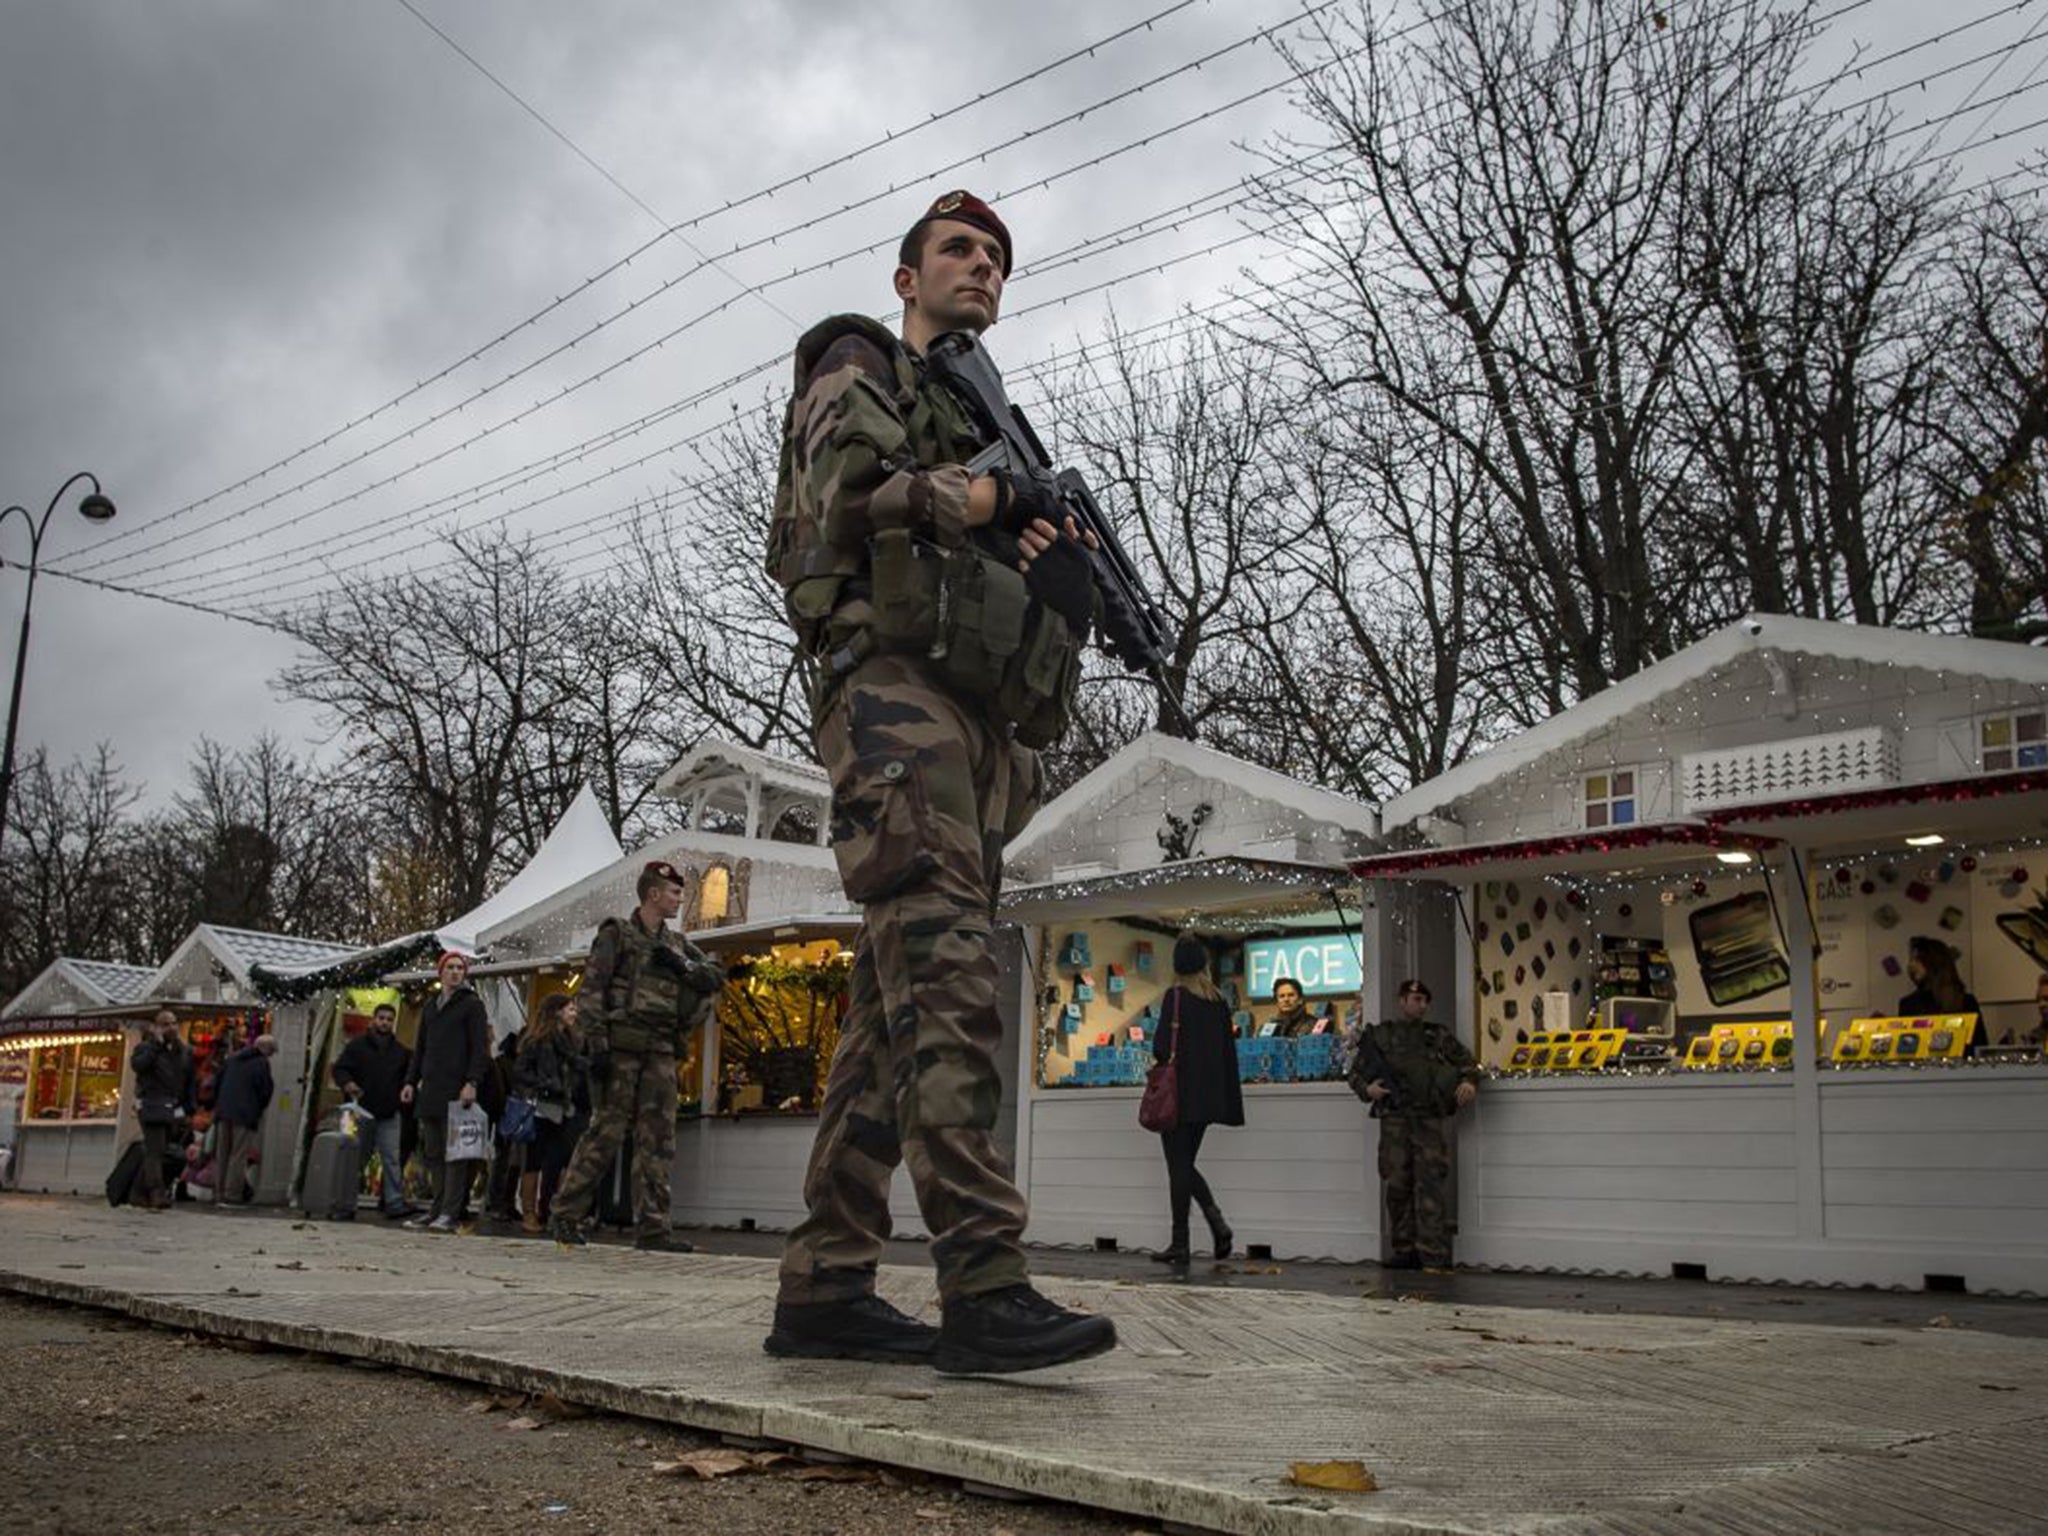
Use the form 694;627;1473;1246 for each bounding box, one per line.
2;1198;2045;1535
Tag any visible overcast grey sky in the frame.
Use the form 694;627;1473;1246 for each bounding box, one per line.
3;0;2042;806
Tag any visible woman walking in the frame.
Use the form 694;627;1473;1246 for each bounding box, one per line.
513;993;590;1233
1151;933;1244;1265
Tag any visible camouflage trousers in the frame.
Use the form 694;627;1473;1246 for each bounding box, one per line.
778;653;1036;1306
1378;1114;1453;1264
551;1050;676;1238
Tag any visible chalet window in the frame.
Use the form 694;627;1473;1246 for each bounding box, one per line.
1583;769;1638;829
1980;710;2047;774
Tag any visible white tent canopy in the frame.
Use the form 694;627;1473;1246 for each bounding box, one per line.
437;785;625;953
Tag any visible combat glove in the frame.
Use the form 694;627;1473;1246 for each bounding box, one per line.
993;466;1064;537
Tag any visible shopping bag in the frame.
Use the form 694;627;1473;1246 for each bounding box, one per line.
445;1101;491;1161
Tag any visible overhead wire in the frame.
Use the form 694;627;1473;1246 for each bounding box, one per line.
74;0;2048;620
64;0;1315;574
106;0;1814;594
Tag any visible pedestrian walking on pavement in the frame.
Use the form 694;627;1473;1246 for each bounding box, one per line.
481;1025;524;1224
332;1002;415;1219
514;993;589;1234
211;1034;277;1208
1150;934;1243;1267
550;861;720;1254
129;1010;195;1212
1350;979;1481;1271
400;953;491;1234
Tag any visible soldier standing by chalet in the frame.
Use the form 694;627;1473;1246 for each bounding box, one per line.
551;860;721;1253
761;190;1115;1374
1350;979;1482;1271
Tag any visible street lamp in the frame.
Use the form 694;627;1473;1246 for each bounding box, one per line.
0;471;118;851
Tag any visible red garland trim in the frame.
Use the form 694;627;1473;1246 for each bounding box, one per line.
1347;822;1772;878
1703;768;2048;826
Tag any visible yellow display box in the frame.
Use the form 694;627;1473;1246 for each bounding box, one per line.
1504;1029;1627;1071
1831;1014;1976;1064
1681;1020;1795;1070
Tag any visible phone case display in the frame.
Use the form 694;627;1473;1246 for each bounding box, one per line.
1291;1032;1343;1081
1687;892;1790;1006
1682;1021;1794;1070
1830;1014;1975;1062
1065;1041;1150;1086
1503;1029;1626;1071
1059;932;1092;967
1593;936;1677;1014
1106;963;1127;999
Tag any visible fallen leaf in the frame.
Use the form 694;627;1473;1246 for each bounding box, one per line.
652;1449;789;1479
791;1466;879;1484
914;1508;951;1520
274;1260;306;1271
487;1393;527;1412
531;1392;589;1421
1926;1315;1957;1329
502;1416;543;1431
1288;1460;1378;1493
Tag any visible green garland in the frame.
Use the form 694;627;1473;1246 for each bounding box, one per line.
249;932;444;1004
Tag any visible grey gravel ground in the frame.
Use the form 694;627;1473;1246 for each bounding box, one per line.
1;1291;1140;1536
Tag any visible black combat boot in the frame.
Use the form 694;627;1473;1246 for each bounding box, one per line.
1198;1197;1234;1261
1150;1223;1191;1265
551;1217;587;1249
933;1285;1117;1375
634;1230;695;1254
763;1295;939;1364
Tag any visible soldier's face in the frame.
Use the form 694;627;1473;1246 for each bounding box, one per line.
1399;990;1430;1019
897;219;1005;334
648;879;685;921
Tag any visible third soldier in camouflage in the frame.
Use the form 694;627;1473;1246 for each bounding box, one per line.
762;190;1115;1374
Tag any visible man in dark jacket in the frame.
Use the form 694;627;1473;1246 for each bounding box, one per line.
212;1034;277;1208
400;953;491;1233
1350;979;1480;1271
129;1010;195;1211
333;1002;413;1218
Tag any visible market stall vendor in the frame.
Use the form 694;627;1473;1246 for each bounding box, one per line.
1898;935;1985;1055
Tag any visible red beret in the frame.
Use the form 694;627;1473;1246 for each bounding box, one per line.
642;860;685;886
903;189;1013;276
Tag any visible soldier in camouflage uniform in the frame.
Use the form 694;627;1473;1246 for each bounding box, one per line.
762;191;1116;1375
551;860;721;1254
1349;978;1482;1271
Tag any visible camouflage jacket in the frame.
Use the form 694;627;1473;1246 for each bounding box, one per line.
1353;1016;1482;1120
581;912;717;1056
765;314;995;659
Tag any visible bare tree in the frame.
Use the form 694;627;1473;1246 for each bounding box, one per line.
0;745;140;994
279;532;592;916
1936;182;2048;642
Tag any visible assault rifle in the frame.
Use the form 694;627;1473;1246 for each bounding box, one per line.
923;331;1192;736
1347;1024;1402;1119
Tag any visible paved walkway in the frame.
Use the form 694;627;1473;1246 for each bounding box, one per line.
3;1198;2045;1535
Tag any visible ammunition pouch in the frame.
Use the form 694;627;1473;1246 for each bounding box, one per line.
867;529;1080;746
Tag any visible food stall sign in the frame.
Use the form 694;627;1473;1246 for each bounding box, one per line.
1243;932;1364;999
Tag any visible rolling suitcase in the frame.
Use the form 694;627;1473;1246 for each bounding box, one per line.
301;1129;362;1220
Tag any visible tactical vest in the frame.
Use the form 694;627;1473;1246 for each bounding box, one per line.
597;916;710;1055
765;314;1082;747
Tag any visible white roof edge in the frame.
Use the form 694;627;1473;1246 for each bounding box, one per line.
1381;615;2048;831
653;738;828;801
1006;731;1379;867
475;827;838;951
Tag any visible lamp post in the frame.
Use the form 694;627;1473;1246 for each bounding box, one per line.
0;472;117;851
